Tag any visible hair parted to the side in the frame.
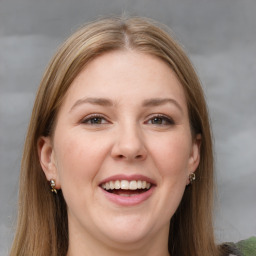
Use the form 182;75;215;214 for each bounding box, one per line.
10;16;221;256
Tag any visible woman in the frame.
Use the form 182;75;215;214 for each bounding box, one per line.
10;16;250;256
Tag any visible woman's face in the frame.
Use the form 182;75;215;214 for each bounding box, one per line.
39;50;200;249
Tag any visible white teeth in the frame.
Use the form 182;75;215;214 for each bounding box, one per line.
109;181;115;190
119;193;130;197
121;180;129;190
129;180;137;190
101;180;152;191
114;180;120;189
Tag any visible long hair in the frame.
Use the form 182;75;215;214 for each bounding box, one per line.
10;16;220;256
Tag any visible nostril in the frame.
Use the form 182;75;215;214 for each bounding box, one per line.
115;154;145;160
111;141;147;160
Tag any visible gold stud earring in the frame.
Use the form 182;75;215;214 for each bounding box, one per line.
50;179;57;194
189;173;196;184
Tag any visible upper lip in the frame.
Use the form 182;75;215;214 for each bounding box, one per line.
99;174;156;186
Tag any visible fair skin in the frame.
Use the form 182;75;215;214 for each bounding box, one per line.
38;50;201;256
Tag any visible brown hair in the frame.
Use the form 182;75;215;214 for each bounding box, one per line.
10;16;220;256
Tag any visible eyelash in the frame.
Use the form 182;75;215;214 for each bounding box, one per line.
146;114;175;126
81;114;109;125
81;114;174;126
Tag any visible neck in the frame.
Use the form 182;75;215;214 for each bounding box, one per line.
67;224;170;256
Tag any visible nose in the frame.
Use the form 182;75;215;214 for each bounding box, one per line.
111;124;147;161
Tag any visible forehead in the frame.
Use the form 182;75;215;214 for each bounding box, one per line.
62;50;187;110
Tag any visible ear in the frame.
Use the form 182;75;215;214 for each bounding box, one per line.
38;136;60;189
186;134;201;184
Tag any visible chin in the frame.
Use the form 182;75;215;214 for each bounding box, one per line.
95;214;154;244
103;228;150;245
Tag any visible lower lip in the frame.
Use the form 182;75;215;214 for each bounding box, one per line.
100;186;155;206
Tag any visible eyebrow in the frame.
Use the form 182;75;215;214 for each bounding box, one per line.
69;97;183;113
142;98;183;113
69;97;113;112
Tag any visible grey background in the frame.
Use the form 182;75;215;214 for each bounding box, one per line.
0;0;255;255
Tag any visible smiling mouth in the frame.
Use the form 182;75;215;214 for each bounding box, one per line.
101;180;152;197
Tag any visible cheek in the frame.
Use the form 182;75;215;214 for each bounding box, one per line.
145;134;191;226
149;133;192;178
53;132;109;189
